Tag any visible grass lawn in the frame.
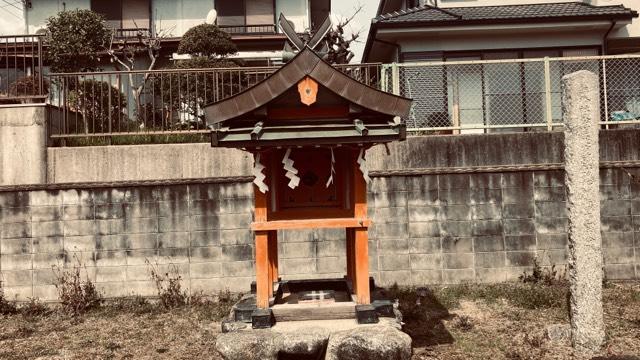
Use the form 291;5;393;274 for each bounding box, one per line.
0;282;638;359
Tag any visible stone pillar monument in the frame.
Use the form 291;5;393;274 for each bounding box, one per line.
562;70;604;354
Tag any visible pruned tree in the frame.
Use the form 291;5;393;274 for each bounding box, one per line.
177;24;238;58
45;9;112;73
324;5;363;64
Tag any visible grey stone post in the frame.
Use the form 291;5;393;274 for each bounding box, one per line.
562;70;604;354
0;105;47;185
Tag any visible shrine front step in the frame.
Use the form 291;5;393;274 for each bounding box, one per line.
271;302;357;322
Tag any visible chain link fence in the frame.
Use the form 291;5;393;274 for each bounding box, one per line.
383;55;640;133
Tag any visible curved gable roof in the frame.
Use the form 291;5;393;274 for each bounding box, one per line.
205;47;412;125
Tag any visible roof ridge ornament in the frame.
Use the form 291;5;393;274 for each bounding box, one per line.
280;13;332;62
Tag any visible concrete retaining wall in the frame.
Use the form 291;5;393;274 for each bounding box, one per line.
1;130;640;301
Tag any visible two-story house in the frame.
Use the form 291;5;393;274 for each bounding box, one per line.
23;0;331;65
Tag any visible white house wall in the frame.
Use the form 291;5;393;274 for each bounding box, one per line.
25;0;90;34
276;0;310;33
152;0;213;37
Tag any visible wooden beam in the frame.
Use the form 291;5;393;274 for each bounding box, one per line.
346;228;355;284
252;218;372;231
255;230;270;309
268;230;279;298
354;227;370;305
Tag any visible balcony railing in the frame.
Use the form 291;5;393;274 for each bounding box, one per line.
46;63;383;144
218;24;278;35
113;28;151;40
0;34;45;103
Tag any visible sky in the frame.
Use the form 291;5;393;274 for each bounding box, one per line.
0;0;378;62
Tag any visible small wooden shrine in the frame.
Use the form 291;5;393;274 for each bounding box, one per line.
205;47;411;326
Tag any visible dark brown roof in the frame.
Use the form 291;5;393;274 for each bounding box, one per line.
204;47;412;125
375;2;637;25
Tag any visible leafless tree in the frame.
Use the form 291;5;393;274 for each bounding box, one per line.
324;5;363;64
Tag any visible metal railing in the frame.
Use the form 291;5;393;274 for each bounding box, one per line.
46;63;383;140
218;24;278;35
382;55;640;133
0;34;45;103
113;28;151;39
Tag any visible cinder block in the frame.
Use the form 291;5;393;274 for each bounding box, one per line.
62;205;95;221
218;198;253;215
472;204;501;220
604;264;636;280
409;253;442;270
376;206;409;224
440;221;473;237
536;249;567;266
475;236;505;252
443;253;473;269
1;207;30;224
31;206;62;222
441;205;471;221
602;216;633;232
470;173;502;189
407;175;438;191
94;251;127;267
317;256;346;273
600;184;630;201
373;191;407;208
222;261;254;277
32;284;57;302
1;269;32;287
411;270;442;285
218;213;252;230
505;251;536;267
190;230;220;247
218;182;252;199
190;278;226;294
221;245;253;262
503;219;535;236
475;252;505;268
443;269;475;284
0;238;31;255
158;248;190;264
502;203;534;219
371;177;407;193
126;249;158;265
189;215;219;231
156;186;188;202
220;229;252;245
123;202;158;219
0;192;30;208
409;237;441;254
123;187;159;203
504;235;536;251
159;201;189;217
1;222;31;239
407;206;437;223
64;235;97;252
442;237;472;253
60;189;93;205
533;187;566;202
317;239;346;257
126;233;158;250
95;204;124;220
125;265;153;282
64;219;97;236
32;221;63;237
0;254;32;270
96;235;128;251
439;174;470;189
124;218;158;234
189;184;221;201
282;242;315;259
158;232;190;249
476;268;506;283
409;222;440;238
537;233;567;250
120;280;156;298
439;189;470;206
378;239;408;255
603;247;635;265
281;258;315;275
407;189;438;207
32;237;63;253
503;172;533;189
602;232;634;248
92;189;126;204
472;220;502;236
533;171;563;188
378;270;412;286
97;281;134;298
190;262;223;279
502;187;533;205
29;191;62;207
95;266;127;283
470;189;502;205
190;246;223;263
3;286;33;302
33;252;64;269
374;223;408;239
379;254;409;271
534;202;567;218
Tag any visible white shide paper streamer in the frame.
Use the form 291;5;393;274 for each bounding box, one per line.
282;148;300;189
252;153;269;193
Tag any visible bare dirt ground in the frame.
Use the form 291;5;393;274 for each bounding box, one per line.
0;282;638;360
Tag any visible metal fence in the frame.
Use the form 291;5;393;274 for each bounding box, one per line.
382;55;640;133
0;34;45;102
47;63;383;139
